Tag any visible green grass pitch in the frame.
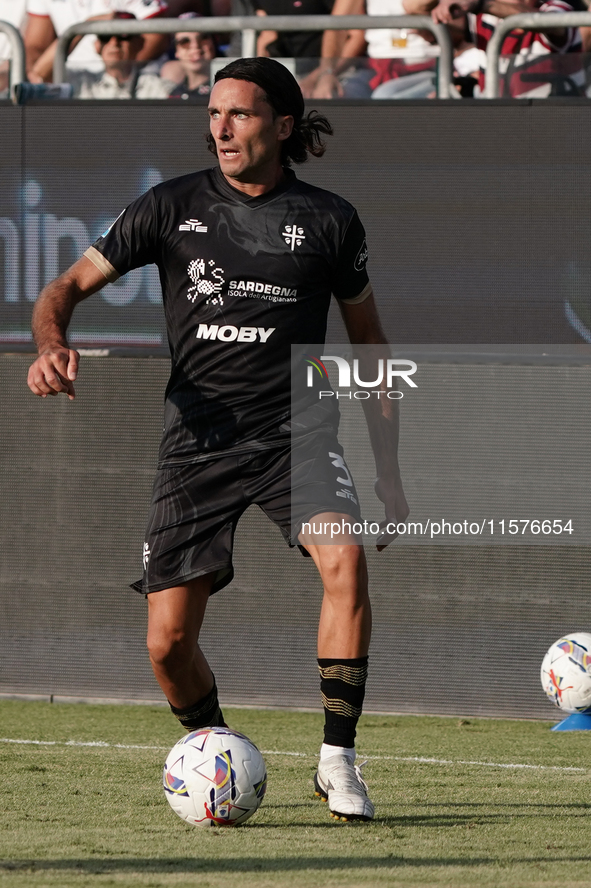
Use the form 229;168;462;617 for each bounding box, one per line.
1;699;591;888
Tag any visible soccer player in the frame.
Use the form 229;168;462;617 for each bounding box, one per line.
27;57;408;822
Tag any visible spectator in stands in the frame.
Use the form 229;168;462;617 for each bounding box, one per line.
70;14;173;96
24;0;168;83
0;0;25;99
0;0;26;96
161;13;216;97
431;0;585;96
226;0;255;56
255;0;335;74
302;0;444;97
577;0;591;53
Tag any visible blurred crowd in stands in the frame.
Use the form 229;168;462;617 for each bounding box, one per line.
1;0;591;99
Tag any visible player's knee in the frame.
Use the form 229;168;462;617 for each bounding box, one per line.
321;543;365;574
147;628;194;672
318;544;367;594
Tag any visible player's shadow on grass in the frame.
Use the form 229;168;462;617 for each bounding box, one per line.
374;808;591;828
258;805;505;828
4;856;591;874
384;804;591;826
0;857;501;874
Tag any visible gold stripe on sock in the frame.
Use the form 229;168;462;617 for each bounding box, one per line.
321;693;363;719
318;664;368;685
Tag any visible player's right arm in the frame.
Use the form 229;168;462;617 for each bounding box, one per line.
29;186;159;398
27;256;109;400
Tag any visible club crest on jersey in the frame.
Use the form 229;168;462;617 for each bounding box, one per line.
283;224;305;250
187;259;225;305
179;219;208;233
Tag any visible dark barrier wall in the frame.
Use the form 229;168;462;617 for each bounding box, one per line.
1;352;589;719
2;102;591;347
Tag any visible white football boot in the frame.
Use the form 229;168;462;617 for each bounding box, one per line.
314;754;375;822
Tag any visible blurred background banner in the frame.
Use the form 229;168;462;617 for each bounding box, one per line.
2;101;591;349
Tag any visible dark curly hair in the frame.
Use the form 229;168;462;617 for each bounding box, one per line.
206;57;333;166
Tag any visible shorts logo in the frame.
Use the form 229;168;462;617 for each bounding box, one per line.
329;451;353;488
354;239;368;272
187;259;225;305
179;219;208;232
143;542;151;569
337;488;358;504
196;324;275;343
283;224;305;250
328;452;358;505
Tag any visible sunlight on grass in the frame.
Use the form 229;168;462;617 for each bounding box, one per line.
1;700;591;887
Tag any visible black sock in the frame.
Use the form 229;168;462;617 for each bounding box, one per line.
318;657;368;748
169;680;225;731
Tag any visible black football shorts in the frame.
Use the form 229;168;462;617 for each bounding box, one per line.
132;432;362;596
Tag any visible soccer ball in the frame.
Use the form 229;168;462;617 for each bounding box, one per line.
540;632;591;714
162;726;267;827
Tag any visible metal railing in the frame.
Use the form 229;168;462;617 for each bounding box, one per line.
7;11;591;103
485;11;591;98
53;15;457;98
0;21;25;101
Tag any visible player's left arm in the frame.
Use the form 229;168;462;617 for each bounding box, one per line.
339;292;410;549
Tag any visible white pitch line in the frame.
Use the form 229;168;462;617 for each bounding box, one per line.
260;750;308;757
0;737;585;772
366;754;587;773
0;738;170;750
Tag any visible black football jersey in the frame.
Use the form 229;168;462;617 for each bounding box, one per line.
86;166;370;465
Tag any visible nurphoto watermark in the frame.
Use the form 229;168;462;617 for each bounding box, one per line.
290;344;589;547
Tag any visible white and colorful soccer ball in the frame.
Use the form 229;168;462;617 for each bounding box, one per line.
162;726;267;827
540;632;591;714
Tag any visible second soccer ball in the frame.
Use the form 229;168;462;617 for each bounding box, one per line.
540;632;591;714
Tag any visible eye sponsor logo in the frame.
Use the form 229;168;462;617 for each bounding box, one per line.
282;223;306;250
186;263;296;307
179;219;208;233
229;280;297;303
354;239;368;272
187;259;225;305
196;324;275;343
